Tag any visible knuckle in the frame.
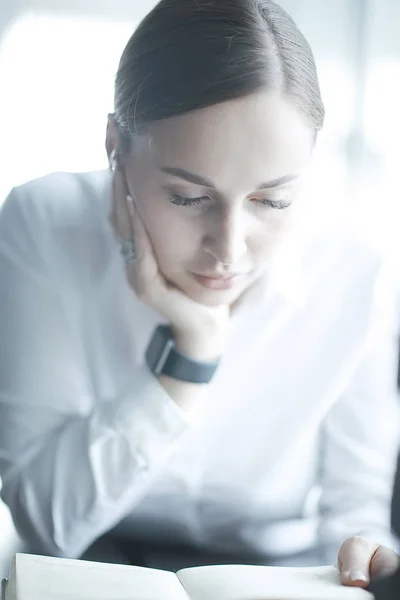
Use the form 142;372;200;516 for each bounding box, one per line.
135;284;150;303
346;536;372;551
341;535;373;556
339;536;368;554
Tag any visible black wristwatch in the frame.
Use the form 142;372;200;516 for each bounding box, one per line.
145;325;220;383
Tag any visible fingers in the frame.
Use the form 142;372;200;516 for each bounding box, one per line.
128;196;155;271
109;164;132;240
338;537;378;587
370;545;400;580
109;164;168;305
338;537;400;589
127;197;165;301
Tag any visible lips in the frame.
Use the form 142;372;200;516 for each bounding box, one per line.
192;272;241;290
197;273;239;280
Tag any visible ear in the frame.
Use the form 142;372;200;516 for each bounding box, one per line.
105;113;120;165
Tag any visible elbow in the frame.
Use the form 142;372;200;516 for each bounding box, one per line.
1;480;83;560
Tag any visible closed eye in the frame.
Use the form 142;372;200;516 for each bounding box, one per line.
253;198;292;210
168;194;292;210
169;194;207;207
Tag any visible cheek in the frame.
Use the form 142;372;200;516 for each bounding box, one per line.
140;204;200;271
250;213;291;258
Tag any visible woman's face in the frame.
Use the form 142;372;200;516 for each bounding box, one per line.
115;90;314;306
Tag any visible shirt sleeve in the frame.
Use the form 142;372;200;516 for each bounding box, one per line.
317;259;400;564
0;187;191;558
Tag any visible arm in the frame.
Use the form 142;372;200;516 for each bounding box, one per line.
317;264;400;565
0;187;192;558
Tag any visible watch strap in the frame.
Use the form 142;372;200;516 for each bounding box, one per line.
145;324;219;383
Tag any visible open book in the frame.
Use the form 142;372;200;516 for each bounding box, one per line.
2;553;374;600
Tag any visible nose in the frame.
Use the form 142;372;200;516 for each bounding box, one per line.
203;207;247;267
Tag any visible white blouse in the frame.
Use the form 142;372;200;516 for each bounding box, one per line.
0;169;399;565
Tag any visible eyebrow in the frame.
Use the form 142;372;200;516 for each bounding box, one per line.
160;166;299;190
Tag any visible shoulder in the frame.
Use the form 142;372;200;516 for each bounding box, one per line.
1;169;112;232
0;170;115;286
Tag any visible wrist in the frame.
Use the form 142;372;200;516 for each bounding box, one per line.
173;331;225;362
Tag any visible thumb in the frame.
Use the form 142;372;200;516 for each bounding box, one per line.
338;537;378;587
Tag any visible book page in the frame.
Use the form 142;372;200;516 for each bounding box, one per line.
11;553;188;600
177;564;374;600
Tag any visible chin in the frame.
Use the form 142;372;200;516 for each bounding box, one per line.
169;272;251;306
186;283;245;307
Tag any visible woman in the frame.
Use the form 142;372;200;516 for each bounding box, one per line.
0;0;399;589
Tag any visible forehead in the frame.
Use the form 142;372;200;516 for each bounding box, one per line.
133;90;313;190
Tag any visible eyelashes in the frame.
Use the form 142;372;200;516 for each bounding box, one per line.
256;198;292;210
168;194;291;210
169;195;205;207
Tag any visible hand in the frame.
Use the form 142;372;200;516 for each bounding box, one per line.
109;164;230;360
338;537;400;588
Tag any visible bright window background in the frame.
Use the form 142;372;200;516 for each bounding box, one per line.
0;13;133;197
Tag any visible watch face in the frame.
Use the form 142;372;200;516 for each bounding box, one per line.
145;325;174;375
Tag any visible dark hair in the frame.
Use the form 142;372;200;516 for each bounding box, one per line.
114;0;325;154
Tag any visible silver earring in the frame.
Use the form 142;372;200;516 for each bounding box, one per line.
126;194;134;218
109;149;118;173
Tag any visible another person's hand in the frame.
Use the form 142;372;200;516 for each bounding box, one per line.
338;537;399;588
110;162;230;360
